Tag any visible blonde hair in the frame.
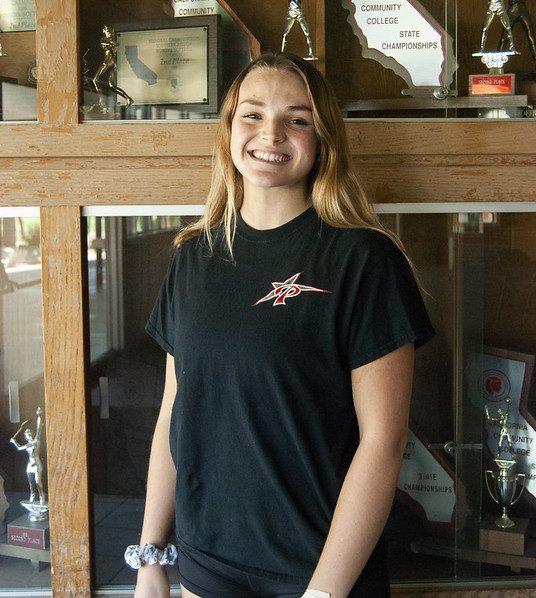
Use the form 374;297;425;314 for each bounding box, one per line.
173;52;431;298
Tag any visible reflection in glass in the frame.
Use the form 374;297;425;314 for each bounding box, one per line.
382;212;536;585
0;0;37;121
85;210;536;590
0;216;50;589
86;215;196;589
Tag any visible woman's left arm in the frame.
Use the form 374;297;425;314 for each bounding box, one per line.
306;342;415;598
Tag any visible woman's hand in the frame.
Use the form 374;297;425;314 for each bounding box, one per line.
133;564;170;598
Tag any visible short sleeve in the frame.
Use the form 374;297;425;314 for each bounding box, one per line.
144;248;179;356
348;245;436;369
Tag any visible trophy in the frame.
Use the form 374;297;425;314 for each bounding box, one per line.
484;399;526;529
281;1;317;61
471;0;520;96
2;406;51;567
500;0;536;64
81;25;133;116
9;406;48;522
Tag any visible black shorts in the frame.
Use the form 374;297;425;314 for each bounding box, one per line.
177;546;390;598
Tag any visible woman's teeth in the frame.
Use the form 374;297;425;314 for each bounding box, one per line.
250;150;291;164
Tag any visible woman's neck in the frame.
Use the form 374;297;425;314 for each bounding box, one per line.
239;185;312;231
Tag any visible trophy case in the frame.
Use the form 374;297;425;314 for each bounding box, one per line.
332;0;536;118
74;205;536;594
0;213;51;592
376;207;536;587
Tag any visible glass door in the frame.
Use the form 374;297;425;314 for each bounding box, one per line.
383;207;536;589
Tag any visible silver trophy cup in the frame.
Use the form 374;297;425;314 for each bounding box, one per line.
485;458;526;528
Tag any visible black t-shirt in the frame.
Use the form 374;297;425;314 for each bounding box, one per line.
145;205;436;586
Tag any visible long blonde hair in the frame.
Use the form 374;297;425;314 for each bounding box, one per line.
173;52;431;298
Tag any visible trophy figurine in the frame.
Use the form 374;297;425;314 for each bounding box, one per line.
500;0;536;64
473;0;520;73
10;407;49;522
281;1;317;61
481;0;516;53
484;398;526;529
82;25;133;115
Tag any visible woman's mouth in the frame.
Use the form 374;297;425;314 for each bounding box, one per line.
248;150;292;165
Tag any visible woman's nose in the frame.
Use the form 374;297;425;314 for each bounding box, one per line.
260;119;285;143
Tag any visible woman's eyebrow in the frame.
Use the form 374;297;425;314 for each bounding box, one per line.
238;98;312;112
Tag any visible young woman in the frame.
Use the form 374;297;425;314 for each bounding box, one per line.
131;52;436;598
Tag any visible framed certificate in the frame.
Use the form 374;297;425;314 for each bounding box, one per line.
115;15;221;113
0;0;36;32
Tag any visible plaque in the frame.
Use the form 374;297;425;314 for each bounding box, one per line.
342;0;458;98
0;0;35;32
115;15;221;112
171;0;259;89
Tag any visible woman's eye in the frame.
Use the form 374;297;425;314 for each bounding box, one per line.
243;113;260;120
289;119;308;125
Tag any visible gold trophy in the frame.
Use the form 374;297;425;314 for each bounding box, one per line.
484;399;526;529
281;1;317;61
81;25;133;115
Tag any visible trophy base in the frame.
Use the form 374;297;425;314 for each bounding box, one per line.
7;514;50;550
480;516;530;556
469;73;515;96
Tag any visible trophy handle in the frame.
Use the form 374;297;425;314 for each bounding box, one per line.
511;473;526;506
485;470;499;504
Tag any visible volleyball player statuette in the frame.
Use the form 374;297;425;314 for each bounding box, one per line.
281;1;317;61
484;399;526;529
9;407;49;522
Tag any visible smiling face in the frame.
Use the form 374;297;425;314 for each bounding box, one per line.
230;68;318;196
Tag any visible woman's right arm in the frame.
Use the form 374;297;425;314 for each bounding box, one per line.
134;352;178;598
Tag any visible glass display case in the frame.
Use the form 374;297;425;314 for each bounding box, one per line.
0;212;50;592
80;205;536;594
78;0;259;121
0;1;37;121
333;0;536;119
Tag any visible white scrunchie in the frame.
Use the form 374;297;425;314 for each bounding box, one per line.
301;590;331;598
124;543;178;569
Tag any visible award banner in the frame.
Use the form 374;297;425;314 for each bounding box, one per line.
466;347;536;498
342;0;457;93
0;0;35;32
398;429;455;524
116;26;209;105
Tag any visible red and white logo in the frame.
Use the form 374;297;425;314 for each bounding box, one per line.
253;272;331;307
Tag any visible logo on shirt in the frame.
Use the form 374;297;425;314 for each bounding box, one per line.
253;272;331;307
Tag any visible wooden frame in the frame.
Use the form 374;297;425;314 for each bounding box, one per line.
1;0;536;596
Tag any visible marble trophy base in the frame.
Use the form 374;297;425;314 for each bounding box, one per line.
480;516;530;557
0;514;51;571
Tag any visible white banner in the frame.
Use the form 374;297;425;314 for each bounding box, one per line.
343;0;457;90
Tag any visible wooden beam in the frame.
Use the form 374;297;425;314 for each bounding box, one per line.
35;0;81;127
40;205;91;597
1;121;536;158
